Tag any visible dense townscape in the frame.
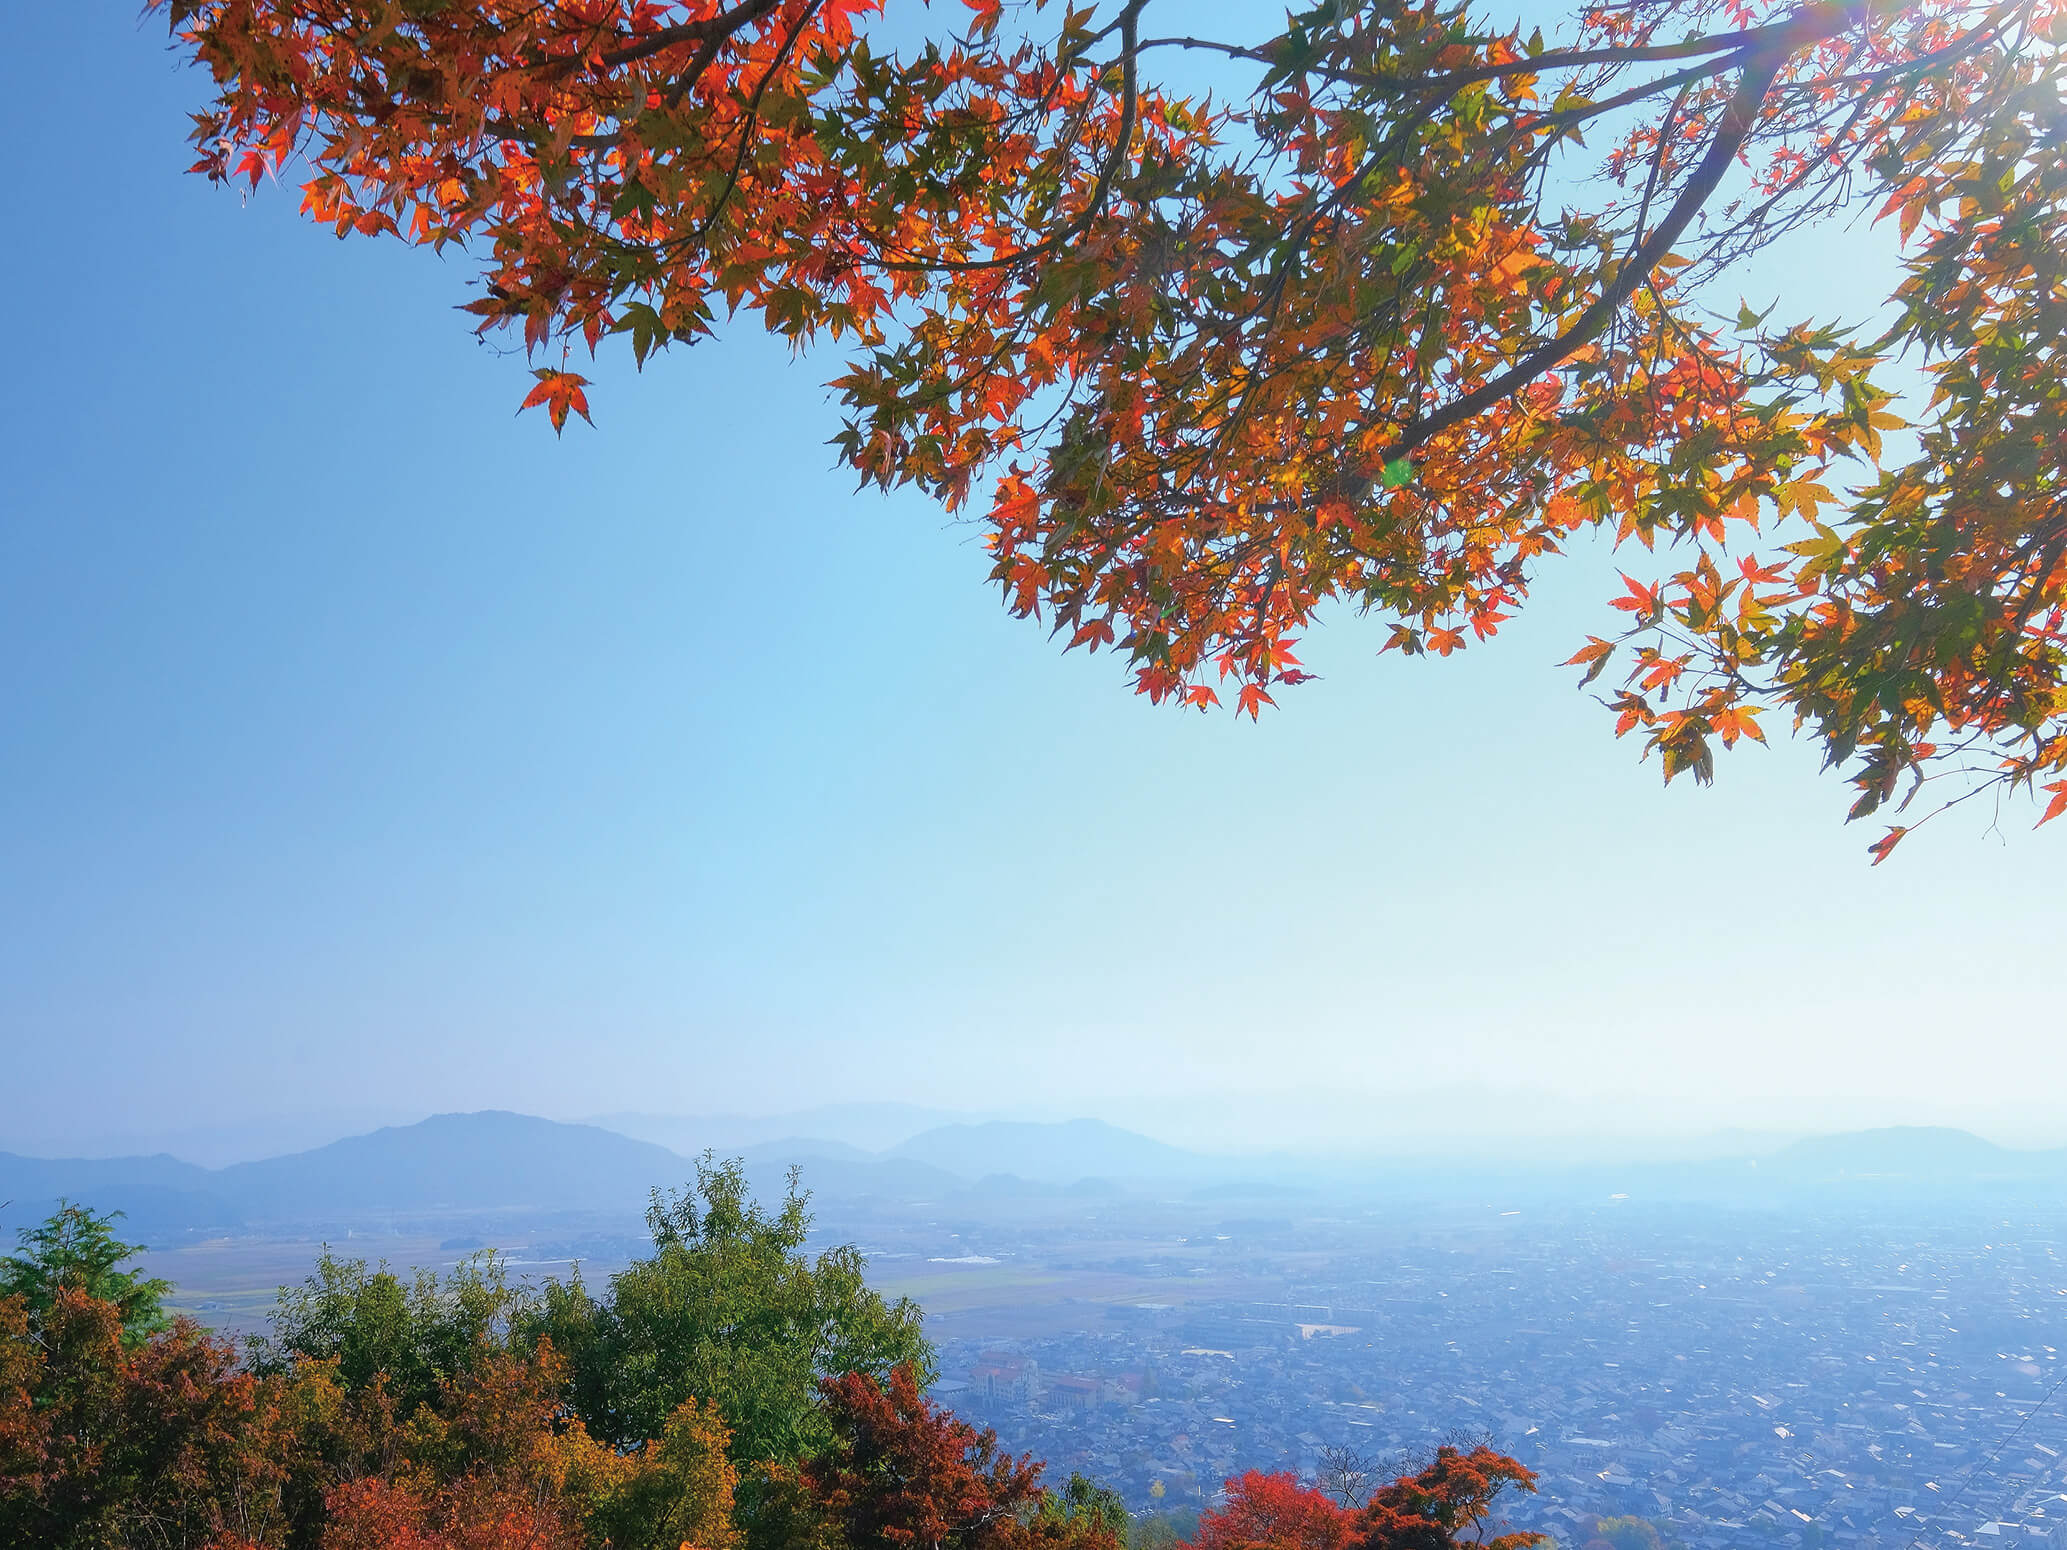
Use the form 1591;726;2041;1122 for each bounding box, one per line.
910;1205;2067;1550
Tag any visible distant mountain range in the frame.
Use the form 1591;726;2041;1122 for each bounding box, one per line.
0;1111;977;1240
1766;1124;2020;1176
1762;1124;2067;1183
4;1114;2063;1246
0;1112;687;1237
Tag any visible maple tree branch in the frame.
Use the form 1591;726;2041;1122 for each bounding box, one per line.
1365;24;1831;478
481;0;787;149
1999;502;2067;644
1536;56;1737;131
1784;15;2009;92
876;0;1145;276
1137;2;1876;97
1634;81;1695;254
481;117;627;152
595;0;787;69
673;0;828;249
664;28;740;110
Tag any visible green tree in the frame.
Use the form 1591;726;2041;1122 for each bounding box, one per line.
0;1203;170;1346
249;1246;533;1418
531;1156;933;1539
1045;1473;1131;1540
1593;1517;1680;1550
1131;1508;1199;1550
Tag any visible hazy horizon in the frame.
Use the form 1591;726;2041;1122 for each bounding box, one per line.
12;1087;2067;1171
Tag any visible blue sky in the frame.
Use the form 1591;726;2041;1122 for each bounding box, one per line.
0;6;2058;1161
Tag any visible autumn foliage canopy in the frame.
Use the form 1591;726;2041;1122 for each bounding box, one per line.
156;0;2067;852
0;1197;1552;1550
1196;1450;1546;1550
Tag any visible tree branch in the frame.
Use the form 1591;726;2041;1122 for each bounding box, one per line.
1356;10;1860;483
1137;2;1874;97
596;0;787;69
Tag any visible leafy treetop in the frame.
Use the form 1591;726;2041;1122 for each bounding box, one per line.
528;1156;934;1511
1195;1446;1546;1550
1359;1444;1547;1550
1;1203;171;1347
1193;1470;1360;1550
250;1244;532;1417
807;1363;1123;1550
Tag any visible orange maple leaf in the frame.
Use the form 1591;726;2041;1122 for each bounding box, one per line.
2038;780;2067;828
520;369;593;435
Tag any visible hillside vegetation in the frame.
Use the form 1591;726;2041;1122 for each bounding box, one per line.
0;1170;1542;1550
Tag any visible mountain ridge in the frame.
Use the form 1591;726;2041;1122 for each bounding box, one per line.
7;1113;2066;1244
0;1110;975;1236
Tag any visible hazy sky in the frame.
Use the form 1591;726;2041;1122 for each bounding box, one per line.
1;8;2059;1162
